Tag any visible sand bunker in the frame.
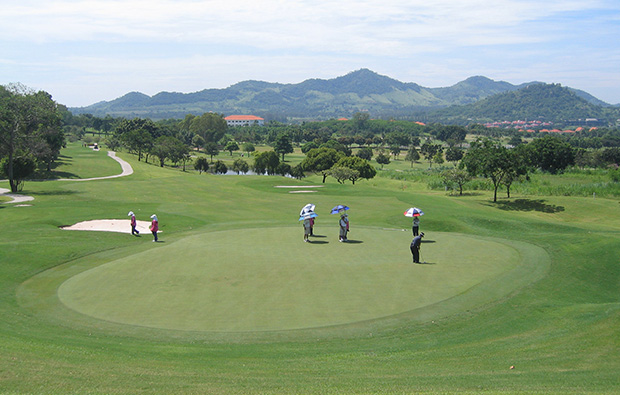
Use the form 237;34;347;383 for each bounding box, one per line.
61;219;157;234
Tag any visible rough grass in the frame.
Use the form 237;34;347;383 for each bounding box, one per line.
1;144;619;394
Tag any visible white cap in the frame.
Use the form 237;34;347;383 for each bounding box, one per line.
150;214;158;220
128;211;134;216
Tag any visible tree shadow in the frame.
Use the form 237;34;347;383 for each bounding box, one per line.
488;199;565;213
28;189;79;196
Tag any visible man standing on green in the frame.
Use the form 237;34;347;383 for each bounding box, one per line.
410;232;424;263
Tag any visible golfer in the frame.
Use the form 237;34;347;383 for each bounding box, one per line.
410;232;424;263
339;212;349;242
150;214;159;242
128;211;139;236
303;217;312;242
412;215;420;236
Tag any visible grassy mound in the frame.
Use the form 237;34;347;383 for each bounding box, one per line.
53;228;542;332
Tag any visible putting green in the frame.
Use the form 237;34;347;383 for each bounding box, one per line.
55;227;541;332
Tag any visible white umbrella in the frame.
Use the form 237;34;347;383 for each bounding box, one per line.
300;203;316;216
404;207;424;217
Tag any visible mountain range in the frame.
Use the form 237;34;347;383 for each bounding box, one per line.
70;69;618;123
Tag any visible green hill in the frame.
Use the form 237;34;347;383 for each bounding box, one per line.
426;83;620;125
70;69;617;122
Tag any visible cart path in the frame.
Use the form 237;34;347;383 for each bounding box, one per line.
1;151;133;204
57;151;133;181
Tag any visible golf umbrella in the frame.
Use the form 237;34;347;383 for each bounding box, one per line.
404;207;424;217
330;205;349;214
300;203;316;217
299;212;318;221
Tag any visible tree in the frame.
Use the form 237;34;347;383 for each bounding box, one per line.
334;156;376;184
375;152;390;168
420;142;443;168
120;129;152;162
103;136;122;151
224;140;239;156
461;139;514;202
151;136;185;167
440;168;472;196
0;85;63;192
445;147;464;164
276;162;292;176
432;151;444;166
289;164;305;180
252;150;280;175
232;158;249;174
389;145;401;159
204;142;219;162
328;166;359;184
352;112;370;130
527;135;574;174
273;133;294;161
301;147;344;183
213;160;228;174
189;112;227;143
194;157;209;174
241;142;255;157
192;134;205;151
0;155;36;192
356;147;373;161
405;146;420;167
502;146;530;198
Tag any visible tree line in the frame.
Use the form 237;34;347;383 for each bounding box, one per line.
3;85;620;192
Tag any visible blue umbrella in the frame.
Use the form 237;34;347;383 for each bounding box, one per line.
330;205;349;214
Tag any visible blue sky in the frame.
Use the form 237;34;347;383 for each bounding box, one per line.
2;0;619;107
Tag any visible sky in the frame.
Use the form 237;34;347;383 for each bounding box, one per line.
2;0;620;107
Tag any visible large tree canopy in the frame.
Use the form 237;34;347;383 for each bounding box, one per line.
189;113;227;143
0;84;63;192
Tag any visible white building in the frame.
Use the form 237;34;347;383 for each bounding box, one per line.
225;115;265;127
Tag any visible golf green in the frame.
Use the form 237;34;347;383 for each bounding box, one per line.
55;227;542;333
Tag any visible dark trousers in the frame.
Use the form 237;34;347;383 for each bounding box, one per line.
412;226;419;236
152;231;158;241
410;245;420;263
132;226;139;235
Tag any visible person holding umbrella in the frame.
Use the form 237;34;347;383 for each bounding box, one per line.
128;211;139;236
300;204;316;237
339;211;349;242
331;205;350;242
410;232;424;263
404;207;424;236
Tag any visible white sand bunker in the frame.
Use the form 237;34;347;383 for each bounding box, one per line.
61;219;156;234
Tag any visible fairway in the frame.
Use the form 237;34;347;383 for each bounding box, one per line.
55;227;535;332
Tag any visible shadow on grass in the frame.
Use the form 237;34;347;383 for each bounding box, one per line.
28;189;79;196
343;239;363;244
488;199;565;213
308;240;329;244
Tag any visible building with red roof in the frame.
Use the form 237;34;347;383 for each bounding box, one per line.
225;115;265;127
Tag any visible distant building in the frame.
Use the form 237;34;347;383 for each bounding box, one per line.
225;115;265;127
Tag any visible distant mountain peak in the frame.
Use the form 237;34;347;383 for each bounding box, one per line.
70;69;612;121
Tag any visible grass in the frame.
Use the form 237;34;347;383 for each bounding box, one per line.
1;144;619;393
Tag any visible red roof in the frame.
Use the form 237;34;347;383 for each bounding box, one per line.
225;115;264;121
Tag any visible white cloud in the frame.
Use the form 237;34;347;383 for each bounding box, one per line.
2;0;620;105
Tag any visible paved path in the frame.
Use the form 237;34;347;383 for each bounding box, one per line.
1;151;133;204
58;151;133;181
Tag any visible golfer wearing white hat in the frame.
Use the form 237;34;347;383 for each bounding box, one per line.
149;214;159;242
128;211;139;236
